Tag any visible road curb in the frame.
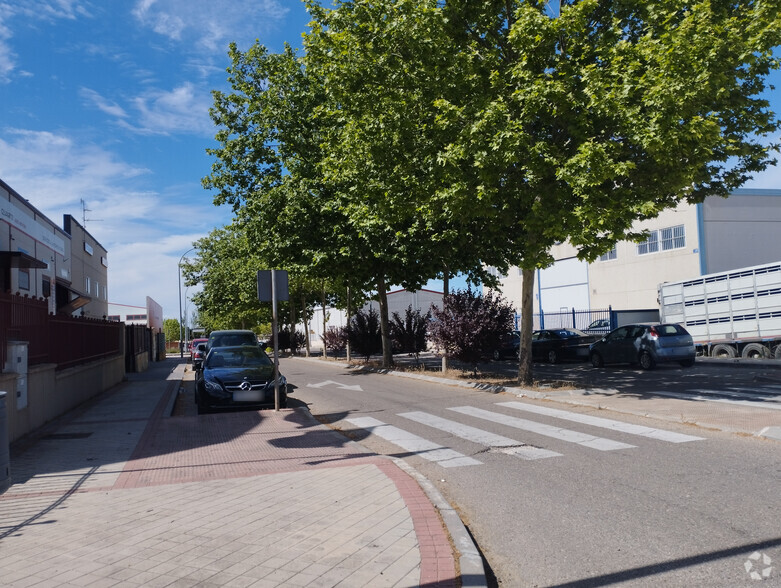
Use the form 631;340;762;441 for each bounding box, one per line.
392;459;488;588
757;426;781;441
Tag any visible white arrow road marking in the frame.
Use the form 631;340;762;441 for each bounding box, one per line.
399;411;561;460
447;406;636;451
306;380;363;391
497;401;704;443
345;416;481;467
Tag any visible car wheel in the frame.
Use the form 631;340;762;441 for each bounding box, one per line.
590;352;604;368
679;359;695;367
639;350;655;370
547;349;558;364
493;349;501;361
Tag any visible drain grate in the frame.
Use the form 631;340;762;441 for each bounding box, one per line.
42;433;93;440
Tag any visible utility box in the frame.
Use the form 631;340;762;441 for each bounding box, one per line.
5;341;28;410
0;391;9;494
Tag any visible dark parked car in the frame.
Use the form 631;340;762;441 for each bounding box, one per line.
531;328;601;363
196;345;287;414
206;329;259;351
589;323;696;370
192;342;208;371
189;337;208;361
492;331;520;360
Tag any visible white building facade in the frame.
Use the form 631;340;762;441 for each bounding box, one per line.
486;189;781;314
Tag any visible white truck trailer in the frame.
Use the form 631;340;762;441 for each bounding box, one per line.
658;261;781;359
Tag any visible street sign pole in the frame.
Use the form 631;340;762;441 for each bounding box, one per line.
271;270;280;411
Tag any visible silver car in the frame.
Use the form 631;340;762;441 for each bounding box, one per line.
589;323;696;369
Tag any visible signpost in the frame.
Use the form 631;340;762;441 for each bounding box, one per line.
257;270;289;411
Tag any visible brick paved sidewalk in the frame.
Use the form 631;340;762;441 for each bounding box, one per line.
0;358;463;588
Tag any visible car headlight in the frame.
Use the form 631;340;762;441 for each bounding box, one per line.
204;380;223;394
268;376;286;389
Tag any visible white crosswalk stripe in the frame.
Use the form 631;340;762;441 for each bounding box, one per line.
398;411;562;460
345;402;703;468
345;416;482;467
447;406;636;451
496;401;704;443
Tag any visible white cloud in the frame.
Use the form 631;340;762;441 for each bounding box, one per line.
0;1;93;82
0;4;18;81
132;0;289;52
125;82;214;135
79;87;129;119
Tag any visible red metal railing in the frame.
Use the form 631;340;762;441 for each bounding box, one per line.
1;291;122;372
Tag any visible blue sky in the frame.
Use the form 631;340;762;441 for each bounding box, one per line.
0;1;779;321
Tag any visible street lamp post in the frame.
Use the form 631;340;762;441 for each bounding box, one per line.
178;247;195;358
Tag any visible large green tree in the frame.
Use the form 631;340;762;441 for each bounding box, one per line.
435;0;780;383
203;0;779;383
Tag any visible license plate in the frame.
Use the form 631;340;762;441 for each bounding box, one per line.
233;390;264;402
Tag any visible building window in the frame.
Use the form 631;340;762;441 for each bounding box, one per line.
85;276;91;294
95;282;100;299
84;242;93;255
127;314;147;321
599;246;617;261
42;276;51;297
18;269;30;290
637;231;660;255
107;315;120;322
661;224;685;250
637;225;686;255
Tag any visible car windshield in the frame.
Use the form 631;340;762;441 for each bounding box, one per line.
207;346;272;368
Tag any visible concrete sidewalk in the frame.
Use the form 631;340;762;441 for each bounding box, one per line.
0;358;483;588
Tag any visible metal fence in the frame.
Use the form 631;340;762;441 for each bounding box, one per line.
1;291;123;372
515;307;612;331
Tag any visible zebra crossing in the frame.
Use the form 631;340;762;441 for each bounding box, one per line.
345;401;704;468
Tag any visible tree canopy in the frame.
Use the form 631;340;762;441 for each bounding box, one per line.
202;0;780;381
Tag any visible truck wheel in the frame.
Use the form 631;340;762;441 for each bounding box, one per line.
741;343;769;359
711;344;736;358
639;350;655;370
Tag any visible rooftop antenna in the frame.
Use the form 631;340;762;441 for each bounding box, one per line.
80;198;103;227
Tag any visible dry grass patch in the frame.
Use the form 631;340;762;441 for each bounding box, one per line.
345;358;579;392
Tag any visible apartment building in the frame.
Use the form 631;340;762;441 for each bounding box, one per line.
1;178;106;317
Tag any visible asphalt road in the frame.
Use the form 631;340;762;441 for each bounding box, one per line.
282;356;781;588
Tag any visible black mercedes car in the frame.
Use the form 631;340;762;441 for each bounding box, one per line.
196;345;287;414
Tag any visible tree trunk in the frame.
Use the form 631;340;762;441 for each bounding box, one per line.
518;267;535;386
346;286;352;363
377;275;393;368
302;293;311;358
441;269;449;373
289;299;297;355
322;284;327;359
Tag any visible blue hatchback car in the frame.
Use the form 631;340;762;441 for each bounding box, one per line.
589;323;696;369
